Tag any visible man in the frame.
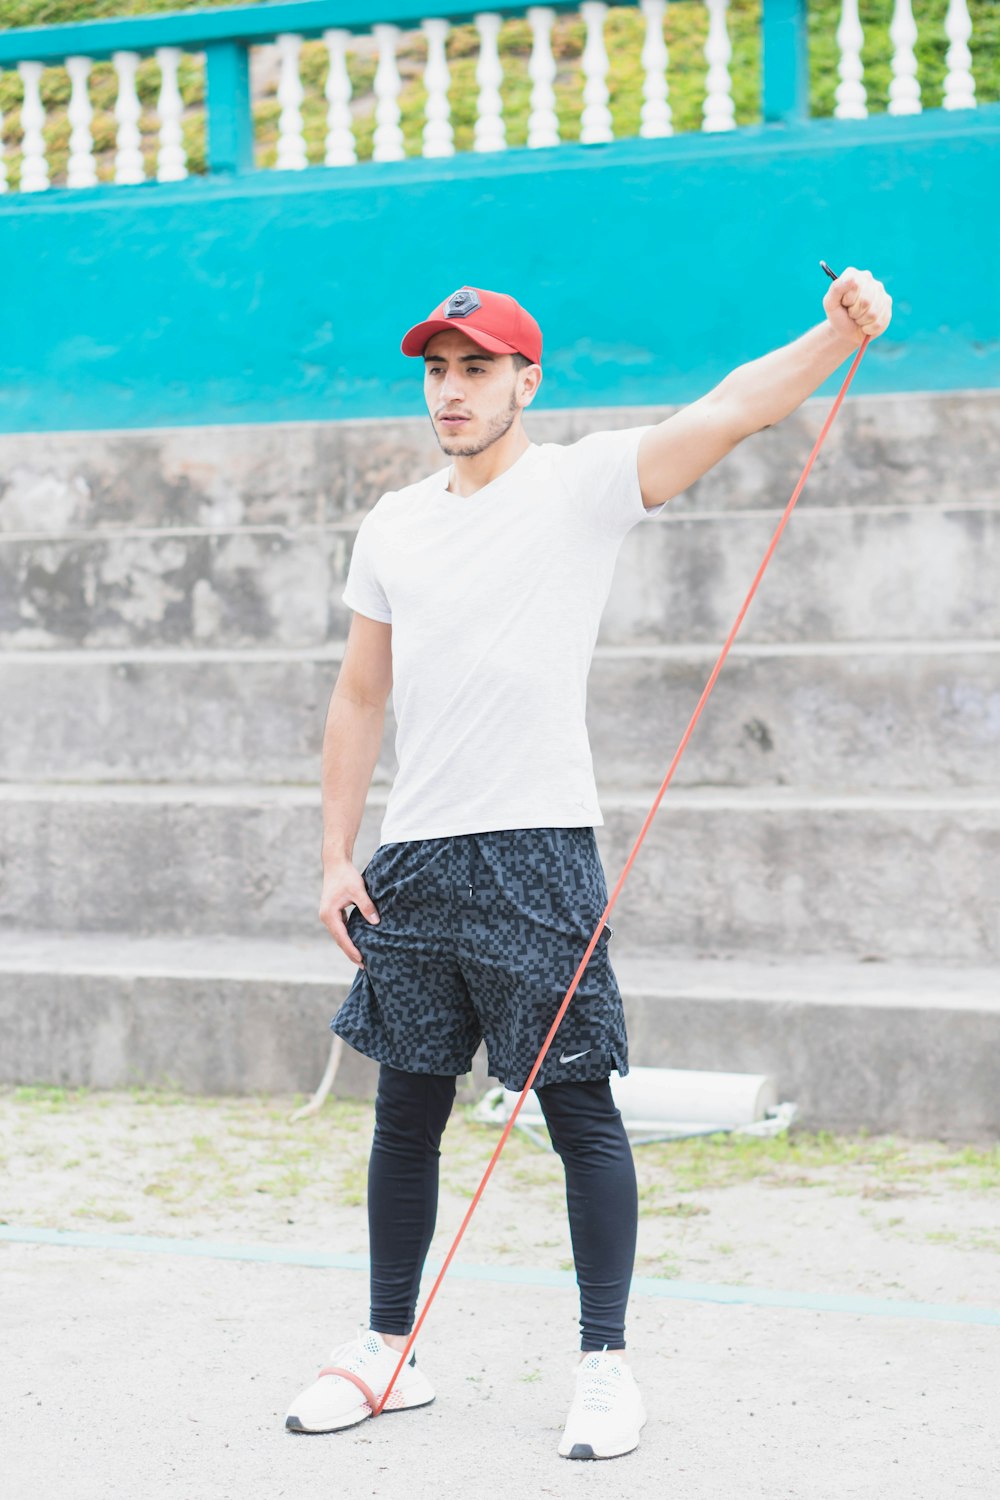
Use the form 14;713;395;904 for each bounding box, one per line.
285;274;892;1458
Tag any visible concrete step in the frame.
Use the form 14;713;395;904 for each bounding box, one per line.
0;930;995;1137
2;641;998;793
0;525;343;651
592;641;1000;792
1;784;997;964
1;504;997;649
606;503;1000;647
1;391;997;534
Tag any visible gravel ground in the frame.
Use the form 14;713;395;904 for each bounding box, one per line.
3;1085;999;1303
2;1086;998;1499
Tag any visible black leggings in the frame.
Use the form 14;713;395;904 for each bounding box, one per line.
366;1064;638;1350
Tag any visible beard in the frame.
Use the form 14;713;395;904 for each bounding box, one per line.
434;383;520;457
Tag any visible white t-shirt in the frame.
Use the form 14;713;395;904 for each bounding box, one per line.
342;424;667;843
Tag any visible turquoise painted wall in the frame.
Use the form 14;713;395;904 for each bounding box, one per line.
0;107;997;434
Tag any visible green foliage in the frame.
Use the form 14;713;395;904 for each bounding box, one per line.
0;1;996;189
0;0;268;22
809;0;1000;115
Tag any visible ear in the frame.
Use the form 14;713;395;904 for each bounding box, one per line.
518;364;543;408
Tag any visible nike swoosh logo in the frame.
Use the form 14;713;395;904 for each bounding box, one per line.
559;1049;591;1064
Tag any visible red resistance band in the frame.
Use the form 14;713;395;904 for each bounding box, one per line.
373;335;871;1415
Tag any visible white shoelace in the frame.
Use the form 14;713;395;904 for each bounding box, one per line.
327;1327;383;1375
577;1357;625;1414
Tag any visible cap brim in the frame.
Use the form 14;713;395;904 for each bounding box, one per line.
400;319;519;358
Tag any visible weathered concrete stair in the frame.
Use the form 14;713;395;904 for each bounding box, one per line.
2;505;997;648
1;641;997;790
1;391;997;1134
1;783;998;963
0;930;996;1139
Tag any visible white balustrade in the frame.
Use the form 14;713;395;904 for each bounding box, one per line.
155;46;188;180
422;18;454;157
112;50;145;184
702;0;735;133
18;61;50;192
65;54;97;187
888;0;921;116
474;11;506;152
834;0;866;120
580;1;613;145
276;32;307;169
0;0;985;195
639;0;672;139
943;0;976;111
373;23;405;161
527;7;559;149
323;29;357;165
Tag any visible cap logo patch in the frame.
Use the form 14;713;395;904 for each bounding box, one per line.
445;288;481;319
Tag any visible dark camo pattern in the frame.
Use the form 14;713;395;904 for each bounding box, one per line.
331;826;629;1091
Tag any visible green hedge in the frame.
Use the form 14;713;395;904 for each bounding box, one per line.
0;1;995;188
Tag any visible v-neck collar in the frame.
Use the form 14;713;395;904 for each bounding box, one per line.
434;441;538;501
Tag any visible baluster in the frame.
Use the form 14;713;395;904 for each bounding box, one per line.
17;61;49;192
888;0;921;116
527;7;559;149
580;1;613;144
373;23;405;161
702;0;735;133
474;12;506;152
422;18;454;158
276;33;307;169
323;29;357;165
112;50;145;183
943;0;975;111
834;0;866;119
639;0;671;138
155;46;188;180
65;55;97;188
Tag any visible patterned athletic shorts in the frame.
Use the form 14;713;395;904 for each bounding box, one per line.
330;826;629;1091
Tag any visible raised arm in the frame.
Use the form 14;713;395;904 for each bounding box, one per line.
637;267;893;510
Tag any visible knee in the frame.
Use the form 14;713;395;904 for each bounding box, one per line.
374;1065;456;1158
535;1079;632;1168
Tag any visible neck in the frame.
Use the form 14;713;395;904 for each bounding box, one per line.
445;424;531;497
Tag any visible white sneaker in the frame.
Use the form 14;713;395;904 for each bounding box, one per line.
558;1350;647;1459
285;1327;435;1434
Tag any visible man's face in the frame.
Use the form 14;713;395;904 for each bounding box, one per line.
423;330;539;457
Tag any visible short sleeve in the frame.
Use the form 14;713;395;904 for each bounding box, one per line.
556;425;668;540
342;508;392;623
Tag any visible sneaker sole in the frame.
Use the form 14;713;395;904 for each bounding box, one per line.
285;1395;435;1436
559;1438;640;1461
558;1407;647;1459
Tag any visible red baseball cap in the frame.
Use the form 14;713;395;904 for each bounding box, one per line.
401;285;543;365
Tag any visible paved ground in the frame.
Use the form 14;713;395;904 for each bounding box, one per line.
1;1086;998;1499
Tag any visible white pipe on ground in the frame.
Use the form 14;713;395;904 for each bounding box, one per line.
502;1067;781;1136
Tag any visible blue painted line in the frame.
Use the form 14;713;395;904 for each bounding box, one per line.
3;1224;999;1328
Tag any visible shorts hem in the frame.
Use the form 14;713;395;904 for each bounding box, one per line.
329;1017;475;1078
503;1048;629;1094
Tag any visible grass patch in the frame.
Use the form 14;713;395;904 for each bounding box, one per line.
2;1086;997;1248
337;1161;368;1208
636;1250;683;1278
633;1128;1000;1196
11;1084;87;1110
71;1202;133;1223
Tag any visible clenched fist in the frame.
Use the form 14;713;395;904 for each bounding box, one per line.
824;267;892;346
